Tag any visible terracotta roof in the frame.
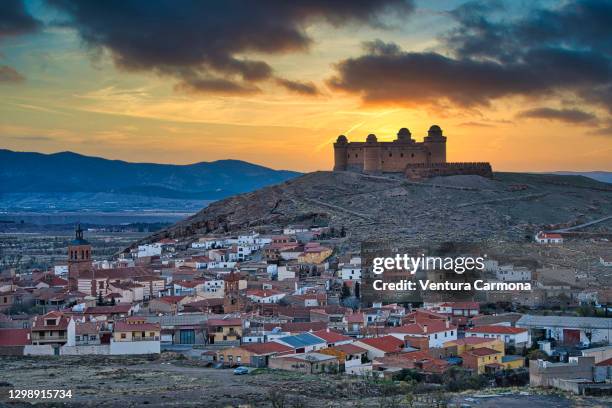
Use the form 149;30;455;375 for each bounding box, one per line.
247;288;284;298
538;232;562;239
207;318;242;327
388;320;455;335
157;296;187;304
241;342;293;355
466;325;527;335
439;301;479;309
448;337;498;346
595;357;612;366
465;347;501;356
32;311;70;331
357;336;404;353
78;267;152;280
0;328;31;346
334;343;368;355
114;319;160;332
311;329;353;344
75;321;101;335
346;313;365;324
84;304;133;314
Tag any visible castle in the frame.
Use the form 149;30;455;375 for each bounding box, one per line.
333;125;492;180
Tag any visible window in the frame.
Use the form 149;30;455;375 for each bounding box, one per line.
400;153;404;158
121;333;126;339
389;153;392;157
434;334;438;339
90;335;96;341
451;331;454;336
75;336;81;342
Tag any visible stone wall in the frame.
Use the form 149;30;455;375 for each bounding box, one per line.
404;162;493;180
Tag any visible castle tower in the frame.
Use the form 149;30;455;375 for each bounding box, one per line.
223;271;244;313
68;223;92;288
363;134;382;174
423;125;447;163
396;127;414;143
333;135;348;171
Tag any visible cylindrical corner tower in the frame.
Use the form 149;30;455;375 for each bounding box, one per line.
423;125;447;163
333;135;348;171
363;134;381;174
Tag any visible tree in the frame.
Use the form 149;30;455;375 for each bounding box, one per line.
340;282;351;299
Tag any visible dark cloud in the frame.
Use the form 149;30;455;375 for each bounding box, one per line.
328;1;612;113
517;108;598;124
275;78;319;96
0;0;41;39
0;1;41;83
174;76;260;95
46;0;414;95
0;65;25;82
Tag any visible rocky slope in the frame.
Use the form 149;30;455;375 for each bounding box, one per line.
136;171;612;247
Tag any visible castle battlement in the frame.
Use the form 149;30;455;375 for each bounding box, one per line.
333;125;492;180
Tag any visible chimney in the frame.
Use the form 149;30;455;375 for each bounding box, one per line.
445;320;450;329
326;328;330;333
423;324;428;333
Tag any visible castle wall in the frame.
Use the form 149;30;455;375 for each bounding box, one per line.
379;144;430;172
404;162;493;180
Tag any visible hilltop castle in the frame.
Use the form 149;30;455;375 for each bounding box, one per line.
333;125;492;180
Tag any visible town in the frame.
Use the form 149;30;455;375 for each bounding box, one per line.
1;220;611;402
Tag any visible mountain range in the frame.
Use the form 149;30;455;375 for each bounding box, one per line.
0;149;301;201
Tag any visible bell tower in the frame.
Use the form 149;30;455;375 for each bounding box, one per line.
223;271;244;313
68;224;92;288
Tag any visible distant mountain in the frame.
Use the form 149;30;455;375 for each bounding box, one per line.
0;149;301;201
548;171;612;184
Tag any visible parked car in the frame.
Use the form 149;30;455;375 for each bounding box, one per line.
233;366;249;375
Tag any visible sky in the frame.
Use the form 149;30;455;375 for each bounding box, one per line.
0;0;611;172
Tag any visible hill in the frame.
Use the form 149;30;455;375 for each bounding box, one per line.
549;171;612;184
136;171;612;247
0;149;301;209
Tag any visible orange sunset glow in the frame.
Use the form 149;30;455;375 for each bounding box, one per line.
1;1;611;172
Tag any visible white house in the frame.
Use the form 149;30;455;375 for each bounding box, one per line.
341;264;361;281
465;325;530;349
496;265;532;282
535;231;563;244
600;256;612;267
246;289;286;304
387;320;457;348
137;243;162;258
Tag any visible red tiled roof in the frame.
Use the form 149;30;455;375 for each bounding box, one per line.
157;296;186;304
0;328;31;346
75;321;101;335
334;343;368;355
32;311;71;331
207;318;242;327
357;336;404;353
241;342;293;355
465;347;502;356
346;313;365;324
84;304;133;314
247;288;284;298
449;337;498;346
595;357;612;366
388;320;455;335
311;329;353;344
466;325;527;335
439;301;479;309
114;319;160;332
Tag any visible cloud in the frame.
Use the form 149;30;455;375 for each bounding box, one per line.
328;1;612;112
275;78;320;96
0;1;42;83
517;108;598;124
47;0;414;95
0;0;41;39
0;65;25;83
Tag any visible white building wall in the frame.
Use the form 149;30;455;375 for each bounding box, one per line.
109;340;160;355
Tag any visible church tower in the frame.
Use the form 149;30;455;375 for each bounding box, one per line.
223;271;244;313
68;224;92;288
